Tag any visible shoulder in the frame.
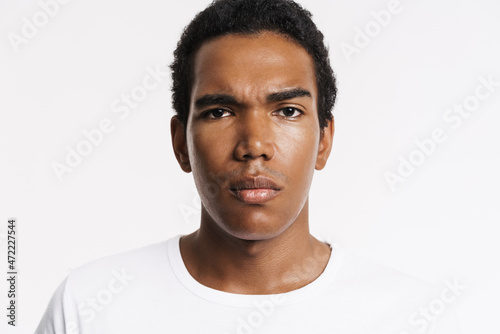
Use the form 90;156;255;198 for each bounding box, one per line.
334;247;439;295
329;247;460;333
63;236;179;300
35;236;182;333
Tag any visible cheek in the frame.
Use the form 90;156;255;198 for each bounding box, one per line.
278;128;319;201
188;120;319;182
188;126;234;196
189;127;225;167
278;126;319;172
188;132;224;206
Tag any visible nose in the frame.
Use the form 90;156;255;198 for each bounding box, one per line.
234;109;275;161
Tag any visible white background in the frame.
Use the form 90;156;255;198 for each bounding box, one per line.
1;0;499;332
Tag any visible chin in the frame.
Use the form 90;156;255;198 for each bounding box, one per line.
218;216;292;242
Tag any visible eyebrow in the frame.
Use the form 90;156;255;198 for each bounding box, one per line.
266;88;312;103
194;88;312;109
195;94;238;109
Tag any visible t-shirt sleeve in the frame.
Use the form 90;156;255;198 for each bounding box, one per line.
35;276;78;334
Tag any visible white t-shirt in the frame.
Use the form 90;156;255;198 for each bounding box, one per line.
35;235;459;333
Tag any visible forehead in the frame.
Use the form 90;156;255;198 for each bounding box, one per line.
191;31;317;100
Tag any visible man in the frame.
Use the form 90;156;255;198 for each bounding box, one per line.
36;0;457;333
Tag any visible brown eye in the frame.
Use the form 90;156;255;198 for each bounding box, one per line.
204;109;230;118
278;107;302;118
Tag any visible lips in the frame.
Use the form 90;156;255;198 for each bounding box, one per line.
229;175;282;204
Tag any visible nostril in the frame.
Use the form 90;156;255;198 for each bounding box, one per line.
243;153;267;160
234;138;274;161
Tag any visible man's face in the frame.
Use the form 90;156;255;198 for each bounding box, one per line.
172;31;333;241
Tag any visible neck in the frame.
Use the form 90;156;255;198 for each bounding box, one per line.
179;200;331;294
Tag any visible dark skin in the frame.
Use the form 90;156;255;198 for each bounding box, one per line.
171;31;334;294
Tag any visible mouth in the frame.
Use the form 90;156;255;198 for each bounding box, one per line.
229;175;282;204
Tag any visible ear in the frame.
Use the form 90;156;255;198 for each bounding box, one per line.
315;118;334;170
170;116;192;173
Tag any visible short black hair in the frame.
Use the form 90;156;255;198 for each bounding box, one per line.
170;0;337;132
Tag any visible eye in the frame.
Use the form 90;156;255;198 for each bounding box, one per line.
276;107;303;118
203;108;231;119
